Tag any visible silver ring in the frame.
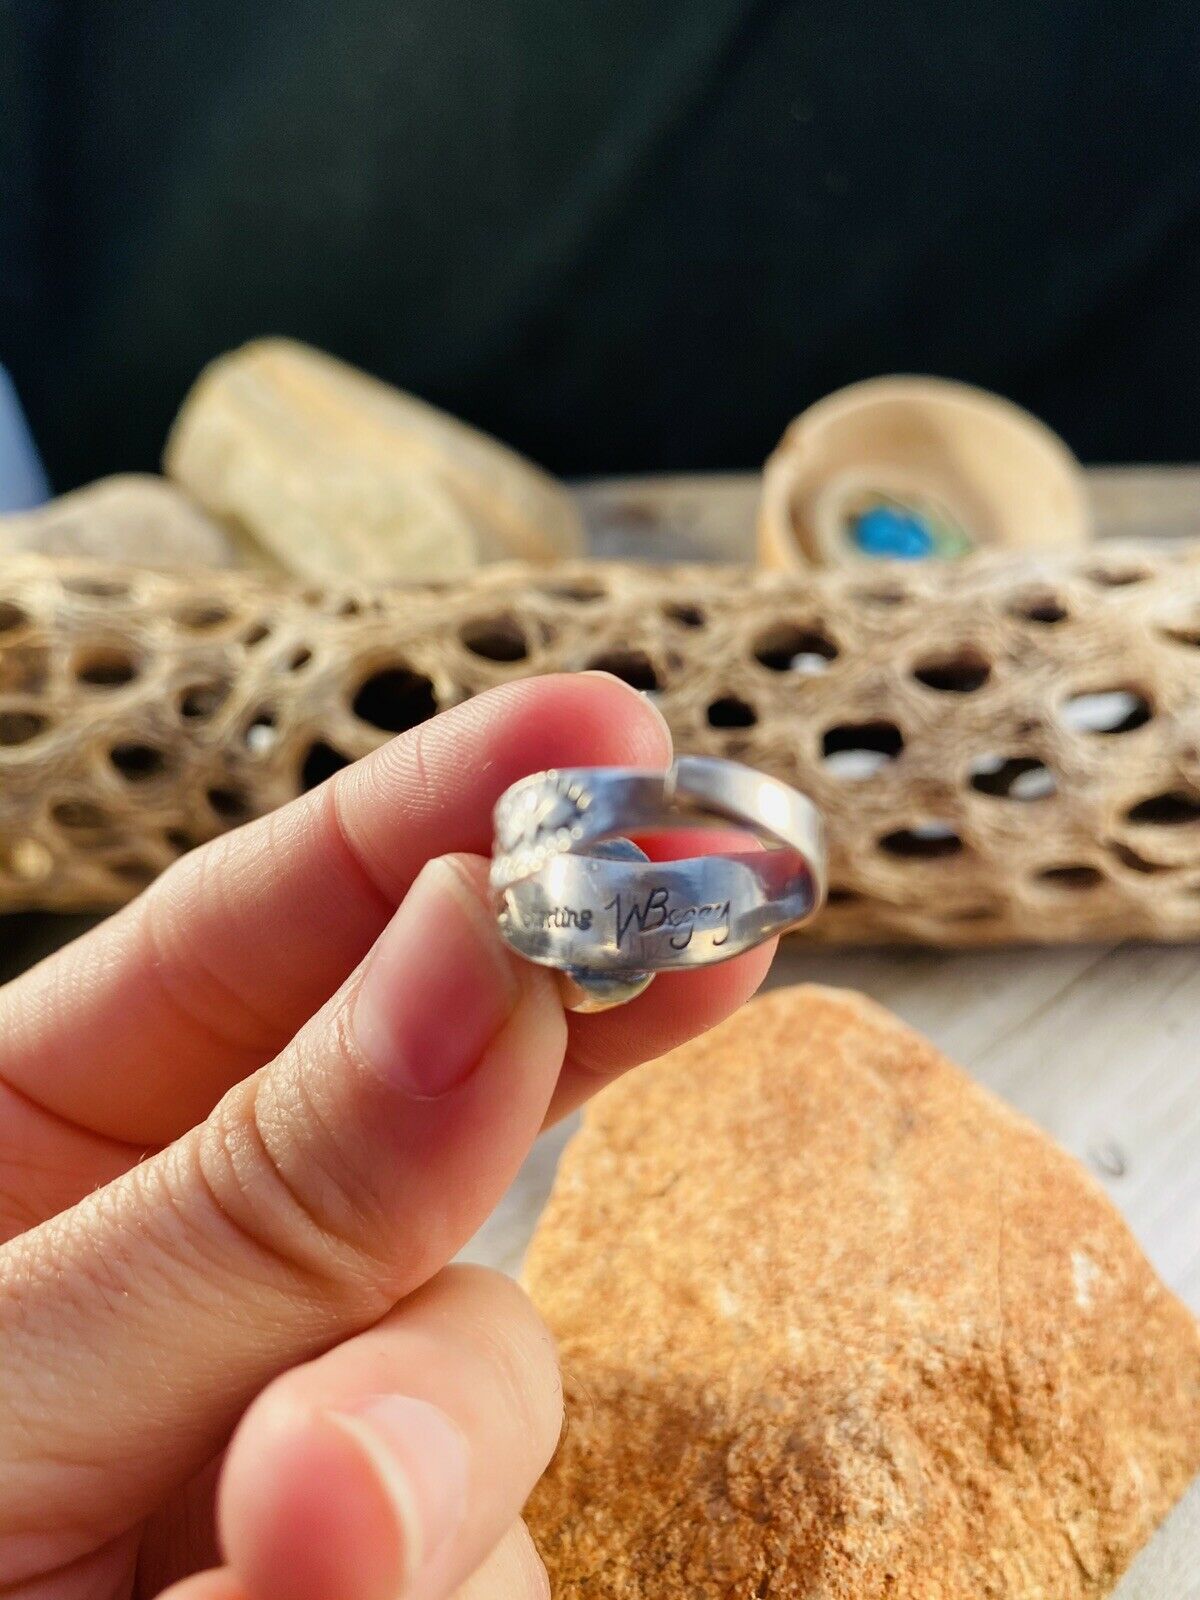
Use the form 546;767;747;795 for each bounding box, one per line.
490;756;827;1011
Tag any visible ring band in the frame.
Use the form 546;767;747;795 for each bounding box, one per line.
491;757;827;1010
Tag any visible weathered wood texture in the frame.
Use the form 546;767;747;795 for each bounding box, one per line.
5;542;1200;945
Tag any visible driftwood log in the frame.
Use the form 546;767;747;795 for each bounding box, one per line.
3;546;1200;943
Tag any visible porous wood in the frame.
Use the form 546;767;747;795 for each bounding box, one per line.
523;985;1200;1598
4;546;1200;943
164;338;584;580
0;475;237;570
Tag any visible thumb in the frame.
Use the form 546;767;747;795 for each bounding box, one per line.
0;856;564;1584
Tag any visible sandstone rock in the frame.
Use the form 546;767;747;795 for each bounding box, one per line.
525;985;1200;1597
0;475;236;570
164;338;584;582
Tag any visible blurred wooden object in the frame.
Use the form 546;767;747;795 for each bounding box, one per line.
164;339;584;582
7;544;1200;949
757;377;1092;569
0;474;236;571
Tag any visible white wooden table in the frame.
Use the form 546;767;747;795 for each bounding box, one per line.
2;470;1198;1590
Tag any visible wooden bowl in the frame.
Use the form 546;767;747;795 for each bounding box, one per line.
758;376;1091;569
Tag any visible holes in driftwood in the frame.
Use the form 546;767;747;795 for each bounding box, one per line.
301;740;352;790
826;886;861;905
208;786;251;823
73;645;138;688
586;650;660;692
179;681;230;721
0;602;27;634
110;743;167;781
1125;791;1200;826
662;602;706;628
244;710;278;754
1157;607;1200;648
288;646;314;673
707;695;757;729
242;621;272;647
461;614;528;663
63;575;129;599
944;904;999;922
1108;841;1169;874
879;823;963;859
51;799;112;831
175;601;231;631
821;721;904;778
969;754;1056;801
110;741;164;780
352;666;438;733
1036;864;1104;890
0;710;47;746
753;623;838;674
109;857;157;889
1010;591;1068;625
542;580;607;604
1085;564;1148;588
165;829;195;855
912;649;991;693
1060;689;1151;735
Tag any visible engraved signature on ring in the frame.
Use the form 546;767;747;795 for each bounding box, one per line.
607;886;731;950
529;886;733;950
531;904;595;932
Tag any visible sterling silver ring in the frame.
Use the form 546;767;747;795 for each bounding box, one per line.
490;757;827;1011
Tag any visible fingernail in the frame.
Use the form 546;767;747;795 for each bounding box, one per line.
332;1395;469;1582
582;669;673;753
353;856;520;1097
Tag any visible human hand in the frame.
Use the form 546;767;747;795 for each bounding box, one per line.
0;674;774;1600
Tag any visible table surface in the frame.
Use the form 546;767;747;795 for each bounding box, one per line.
2;467;1198;1591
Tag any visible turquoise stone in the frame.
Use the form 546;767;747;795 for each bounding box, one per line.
851;504;936;559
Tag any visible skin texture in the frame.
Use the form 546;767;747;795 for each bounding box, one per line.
0;673;774;1600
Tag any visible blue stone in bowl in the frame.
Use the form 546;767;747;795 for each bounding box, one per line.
851;505;936;560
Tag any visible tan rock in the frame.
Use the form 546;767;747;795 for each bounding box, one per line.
164;338;584;582
525;985;1200;1597
0;475;236;571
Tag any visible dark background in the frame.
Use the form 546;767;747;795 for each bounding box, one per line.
3;0;1200;491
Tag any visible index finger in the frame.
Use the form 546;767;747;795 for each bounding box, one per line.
0;674;671;1143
